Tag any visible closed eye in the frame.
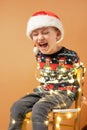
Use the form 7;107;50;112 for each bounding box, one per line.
32;33;38;37
42;31;49;35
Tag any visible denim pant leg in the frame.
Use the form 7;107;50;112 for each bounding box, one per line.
8;93;41;130
31;91;73;130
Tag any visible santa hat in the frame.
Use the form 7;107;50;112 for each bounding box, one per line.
26;11;64;54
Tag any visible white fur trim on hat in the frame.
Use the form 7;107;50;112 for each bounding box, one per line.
26;11;64;43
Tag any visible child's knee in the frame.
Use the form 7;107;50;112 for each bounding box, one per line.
11;101;20;112
32;102;47;122
10;100;24;117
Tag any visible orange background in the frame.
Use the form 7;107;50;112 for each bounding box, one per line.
0;0;87;130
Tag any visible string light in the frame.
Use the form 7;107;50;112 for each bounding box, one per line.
12;119;16;124
78;88;81;92
57;116;62;122
66;112;72;119
56;123;60;129
44;120;49;126
27;120;30;124
77;107;81;112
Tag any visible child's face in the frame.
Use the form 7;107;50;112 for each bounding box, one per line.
31;27;61;54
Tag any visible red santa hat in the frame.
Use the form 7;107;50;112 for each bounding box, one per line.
26;11;64;54
26;11;64;41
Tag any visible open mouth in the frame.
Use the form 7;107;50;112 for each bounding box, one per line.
38;43;49;52
39;43;48;47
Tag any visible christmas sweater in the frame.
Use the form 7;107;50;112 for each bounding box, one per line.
34;47;85;99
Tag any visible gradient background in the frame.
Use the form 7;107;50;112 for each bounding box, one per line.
0;0;87;130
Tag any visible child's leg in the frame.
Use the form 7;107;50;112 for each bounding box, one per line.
31;91;73;130
8;93;41;130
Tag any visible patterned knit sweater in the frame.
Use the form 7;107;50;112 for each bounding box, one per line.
34;47;84;100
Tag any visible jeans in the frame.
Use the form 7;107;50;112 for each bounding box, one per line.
8;91;73;130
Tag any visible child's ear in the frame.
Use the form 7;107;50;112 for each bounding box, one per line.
56;30;61;41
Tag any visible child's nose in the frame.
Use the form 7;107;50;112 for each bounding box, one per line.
38;34;44;40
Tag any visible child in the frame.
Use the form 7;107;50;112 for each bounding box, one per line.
8;11;86;130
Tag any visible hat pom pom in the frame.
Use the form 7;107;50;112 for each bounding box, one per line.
33;44;38;55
